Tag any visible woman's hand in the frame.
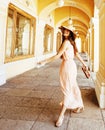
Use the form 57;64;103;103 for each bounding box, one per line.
37;60;46;66
82;65;90;78
82;65;89;71
82;65;87;70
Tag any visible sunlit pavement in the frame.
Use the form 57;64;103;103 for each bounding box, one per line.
0;54;105;130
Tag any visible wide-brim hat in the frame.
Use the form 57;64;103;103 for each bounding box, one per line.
59;25;72;31
59;25;76;39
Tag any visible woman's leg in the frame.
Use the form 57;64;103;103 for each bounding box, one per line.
59;104;66;116
72;107;84;113
55;105;66;127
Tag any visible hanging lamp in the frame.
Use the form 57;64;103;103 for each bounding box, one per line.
68;7;73;25
57;0;64;7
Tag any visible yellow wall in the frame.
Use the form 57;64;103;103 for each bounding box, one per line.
38;0;54;14
99;4;105;78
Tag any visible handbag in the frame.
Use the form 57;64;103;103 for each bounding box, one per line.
82;66;90;78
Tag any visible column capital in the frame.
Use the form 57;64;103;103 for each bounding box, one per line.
95;0;105;9
89;17;95;26
0;0;10;8
0;0;10;15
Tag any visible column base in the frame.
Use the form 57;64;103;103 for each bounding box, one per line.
95;72;105;108
0;65;6;86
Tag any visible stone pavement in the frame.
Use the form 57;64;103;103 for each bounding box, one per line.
0;55;105;130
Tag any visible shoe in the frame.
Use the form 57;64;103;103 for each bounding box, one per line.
55;115;64;127
73;107;84;113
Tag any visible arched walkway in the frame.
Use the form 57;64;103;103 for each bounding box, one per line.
0;0;105;129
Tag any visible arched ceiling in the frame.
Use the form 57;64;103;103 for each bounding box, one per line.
37;0;94;37
54;6;90;27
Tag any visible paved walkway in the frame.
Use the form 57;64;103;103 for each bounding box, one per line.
0;54;105;130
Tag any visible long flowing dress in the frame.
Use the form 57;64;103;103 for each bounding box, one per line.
60;40;84;109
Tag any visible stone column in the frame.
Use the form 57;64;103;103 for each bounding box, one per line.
0;1;9;85
93;18;99;72
89;18;95;72
85;36;88;53
95;0;105;108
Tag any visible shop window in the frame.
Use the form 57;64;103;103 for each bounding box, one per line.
5;4;36;62
43;24;54;54
56;32;62;52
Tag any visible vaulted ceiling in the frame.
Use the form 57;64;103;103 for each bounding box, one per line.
36;0;94;38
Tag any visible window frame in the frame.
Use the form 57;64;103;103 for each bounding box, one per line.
5;4;36;63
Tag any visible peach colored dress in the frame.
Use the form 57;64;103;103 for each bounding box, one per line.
60;40;84;109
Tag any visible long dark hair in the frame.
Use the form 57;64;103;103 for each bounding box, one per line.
62;29;78;55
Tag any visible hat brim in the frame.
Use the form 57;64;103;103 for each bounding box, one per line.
59;26;71;31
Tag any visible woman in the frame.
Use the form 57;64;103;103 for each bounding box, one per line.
38;26;88;127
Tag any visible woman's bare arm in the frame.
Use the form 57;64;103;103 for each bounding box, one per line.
38;41;68;65
75;52;87;67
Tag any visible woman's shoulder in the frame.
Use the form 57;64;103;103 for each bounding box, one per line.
63;40;70;45
62;40;70;50
63;40;73;49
